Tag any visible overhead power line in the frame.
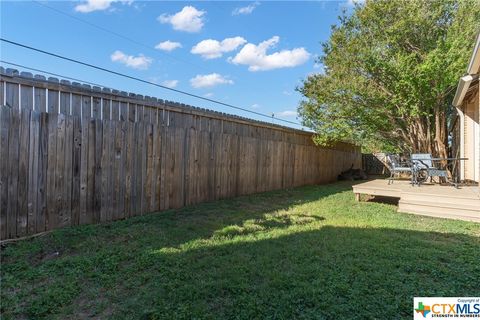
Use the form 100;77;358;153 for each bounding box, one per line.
1;60;107;88
0;38;304;127
33;0;209;72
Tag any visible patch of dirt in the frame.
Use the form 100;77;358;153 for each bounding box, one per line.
30;250;62;266
66;289;114;319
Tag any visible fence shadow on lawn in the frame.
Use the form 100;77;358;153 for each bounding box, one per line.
1;182;354;317
18;181;356;250
140;226;480;319
6;181;477;319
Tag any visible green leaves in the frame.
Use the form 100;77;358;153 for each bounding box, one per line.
299;0;480;153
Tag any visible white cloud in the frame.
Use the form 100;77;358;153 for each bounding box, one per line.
251;103;260;109
110;50;152;70
232;2;260;15
191;37;247;59
276;110;298;117
282;90;292;96
313;61;326;75
230;36;310;71
312;55;325;71
190;73;233;89
148;76;161;83
155;40;182;52
158;6;206;33
204;92;214;98
161;80;179;88
74;0;132;13
346;0;365;7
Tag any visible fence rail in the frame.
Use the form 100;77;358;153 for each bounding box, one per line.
0;69;361;240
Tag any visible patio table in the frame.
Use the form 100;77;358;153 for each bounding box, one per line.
411;157;468;188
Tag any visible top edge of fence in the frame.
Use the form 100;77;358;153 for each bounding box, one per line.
0;67;319;136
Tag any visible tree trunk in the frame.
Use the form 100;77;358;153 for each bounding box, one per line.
433;107;448;159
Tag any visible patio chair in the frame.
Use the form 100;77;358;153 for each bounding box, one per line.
385;154;413;185
411;153;448;185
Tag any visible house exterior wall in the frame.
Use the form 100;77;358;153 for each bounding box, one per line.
453;34;480;186
462;87;479;182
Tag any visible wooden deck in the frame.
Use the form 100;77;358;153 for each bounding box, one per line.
353;179;480;222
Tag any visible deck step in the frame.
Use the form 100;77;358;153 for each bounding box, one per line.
401;192;480;207
399;197;480;211
352;186;402;198
353;179;480;222
398;200;480;222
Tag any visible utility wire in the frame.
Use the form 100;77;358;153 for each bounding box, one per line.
1;60;304;130
1;60;108;88
0;38;304;127
33;0;209;72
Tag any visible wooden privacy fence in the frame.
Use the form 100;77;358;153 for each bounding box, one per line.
0;69;361;240
362;153;388;176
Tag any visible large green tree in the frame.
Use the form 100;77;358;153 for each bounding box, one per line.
298;0;480;155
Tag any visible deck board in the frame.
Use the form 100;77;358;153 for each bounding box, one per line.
353;179;480;222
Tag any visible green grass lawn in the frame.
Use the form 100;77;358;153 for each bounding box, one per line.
1;182;479;319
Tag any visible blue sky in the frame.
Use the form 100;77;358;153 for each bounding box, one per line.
1;0;355;129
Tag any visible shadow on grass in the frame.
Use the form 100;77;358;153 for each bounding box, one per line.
1;182;353;317
4;181;354;253
132;226;480;319
2;181;478;319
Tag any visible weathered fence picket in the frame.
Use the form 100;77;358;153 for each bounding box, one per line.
0;69;361;240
